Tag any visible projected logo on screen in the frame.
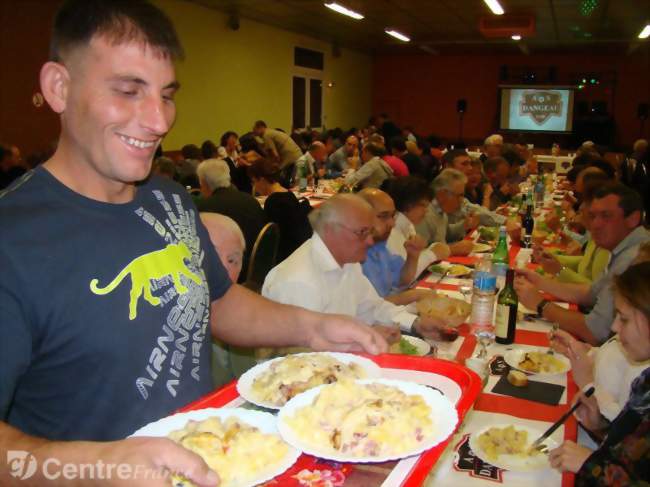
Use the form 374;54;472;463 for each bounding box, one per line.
519;91;563;125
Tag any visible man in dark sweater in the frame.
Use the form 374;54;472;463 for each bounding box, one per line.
196;158;267;281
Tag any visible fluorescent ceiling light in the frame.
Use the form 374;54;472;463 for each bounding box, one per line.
511;34;521;40
639;24;650;39
324;2;364;20
483;0;505;15
385;29;411;42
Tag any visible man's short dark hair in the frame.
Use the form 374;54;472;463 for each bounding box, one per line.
363;142;386;158
201;140;218;159
253;120;267;129
484;156;508;174
390;136;407;153
219;131;238;148
50;0;183;62
442;149;468;167
181;144;201;160
383;176;433;212
593;182;644;218
501;144;524;167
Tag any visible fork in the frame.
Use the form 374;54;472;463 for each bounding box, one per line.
547;322;560;355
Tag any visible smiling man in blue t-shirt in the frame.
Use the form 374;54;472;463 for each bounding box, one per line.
0;2;386;486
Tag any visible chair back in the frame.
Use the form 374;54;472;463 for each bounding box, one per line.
244;222;280;292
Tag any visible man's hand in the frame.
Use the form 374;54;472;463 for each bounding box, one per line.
545;214;561;232
306;314;388;354
430;242;451;260
514;267;544;287
505;219;521;242
482;183;494;205
464;213;480;231
404;234;426;259
514;274;544;310
549;441;592;473
99;437;219;487
373;325;401;345
538;251;562;275
450;239;474;256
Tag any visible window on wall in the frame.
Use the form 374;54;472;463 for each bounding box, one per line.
293;47;323;130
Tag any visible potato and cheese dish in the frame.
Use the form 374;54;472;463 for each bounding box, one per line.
416;295;471;328
284;380;433;458
477;425;540;462
251;354;367;406
168;416;288;487
518;351;566;374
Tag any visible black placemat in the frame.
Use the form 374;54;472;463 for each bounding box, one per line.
491;374;565;405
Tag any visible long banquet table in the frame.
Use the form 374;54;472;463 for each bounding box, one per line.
179;187;580;486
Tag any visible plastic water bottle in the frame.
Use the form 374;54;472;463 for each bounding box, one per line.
470;271;497;358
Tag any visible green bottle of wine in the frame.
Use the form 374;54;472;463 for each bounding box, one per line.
495;269;518;344
491;225;509;278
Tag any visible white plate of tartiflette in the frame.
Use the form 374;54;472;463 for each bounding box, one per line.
277;378;458;463
469;423;558;472
130;408;301;487
504;349;571;377
237;352;382;409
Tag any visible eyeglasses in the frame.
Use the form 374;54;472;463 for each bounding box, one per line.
377;210;396;221
336;223;373;240
444;189;465;199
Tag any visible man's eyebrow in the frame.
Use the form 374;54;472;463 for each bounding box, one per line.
108;75;180;91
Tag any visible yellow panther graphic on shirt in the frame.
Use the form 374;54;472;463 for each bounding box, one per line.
90;242;202;320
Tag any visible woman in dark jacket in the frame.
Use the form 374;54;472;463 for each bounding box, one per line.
247;159;312;262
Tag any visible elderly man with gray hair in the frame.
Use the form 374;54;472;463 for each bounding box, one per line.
415;169;475;256
197;158;267;281
481;133;504;162
262;194;448;341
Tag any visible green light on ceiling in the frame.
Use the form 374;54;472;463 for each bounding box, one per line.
580;0;598;16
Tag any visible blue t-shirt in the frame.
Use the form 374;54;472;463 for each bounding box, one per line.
361;241;405;297
0;167;231;441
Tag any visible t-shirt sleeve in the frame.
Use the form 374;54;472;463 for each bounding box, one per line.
0;265;32;420
196;216;232;302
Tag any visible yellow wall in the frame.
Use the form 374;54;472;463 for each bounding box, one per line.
154;0;372;150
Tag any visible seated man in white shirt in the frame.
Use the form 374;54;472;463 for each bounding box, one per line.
262;194;448;341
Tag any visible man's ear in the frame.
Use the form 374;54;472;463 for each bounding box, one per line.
624;210;642;230
39;61;70;114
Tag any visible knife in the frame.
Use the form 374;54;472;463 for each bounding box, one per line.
530;386;595;450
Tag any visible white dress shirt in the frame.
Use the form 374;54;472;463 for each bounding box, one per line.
262;232;416;331
387;212;439;278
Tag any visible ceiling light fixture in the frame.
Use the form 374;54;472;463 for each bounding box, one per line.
385;29;410;42
324;2;364;20
483;0;505;15
511;34;522;40
639;24;650;39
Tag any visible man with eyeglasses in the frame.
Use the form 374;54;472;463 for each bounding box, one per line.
262;194;449;342
415;169;476;256
359;188;446;305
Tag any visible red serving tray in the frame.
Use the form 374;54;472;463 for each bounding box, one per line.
178;354;482;487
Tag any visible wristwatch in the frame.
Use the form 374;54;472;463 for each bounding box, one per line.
537;298;551;318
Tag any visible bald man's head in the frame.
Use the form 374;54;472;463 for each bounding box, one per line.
200;213;245;283
309;194;374;265
358;188;397;241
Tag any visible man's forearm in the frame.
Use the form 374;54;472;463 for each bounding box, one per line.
399;254;419;287
210;285;314;348
0;422;102;486
542;303;598;345
538;279;592;306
